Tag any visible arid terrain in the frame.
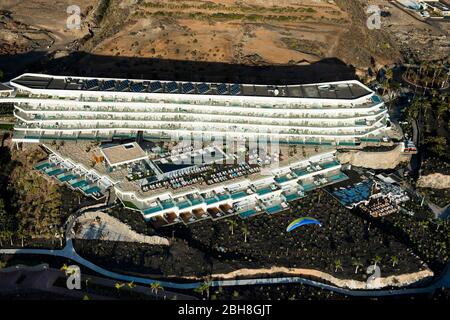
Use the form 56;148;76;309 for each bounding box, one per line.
1;0;448;80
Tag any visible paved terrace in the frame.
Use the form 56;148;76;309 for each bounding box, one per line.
42;141;336;198
118;145;336;196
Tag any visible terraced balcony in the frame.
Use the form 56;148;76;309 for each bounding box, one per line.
15;102;387;121
15;108;386;130
5;92;383;111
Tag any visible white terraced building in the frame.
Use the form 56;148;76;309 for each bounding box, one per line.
0;73;390;146
34;144;348;225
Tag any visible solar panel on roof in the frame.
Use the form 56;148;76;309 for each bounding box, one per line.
182;82;194;93
166;81;178;93
197;83;210;94
131;82;145;92
101;80;115;91
149;81;162;92
85;79;99;90
230;83;241;95
116;80;130;91
217;83;228;95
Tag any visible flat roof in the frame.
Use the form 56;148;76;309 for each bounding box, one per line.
427;1;450;11
0;83;13;91
100;142;147;166
10;74;373;100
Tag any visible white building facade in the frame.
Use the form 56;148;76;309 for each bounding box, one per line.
1;73;390;146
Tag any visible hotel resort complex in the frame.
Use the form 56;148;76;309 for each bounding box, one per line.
1;73;389;146
0;73;400;226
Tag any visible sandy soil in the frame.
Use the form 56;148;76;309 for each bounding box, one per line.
88;0;350;66
175;265;433;290
79;0;404;71
1;0;448;77
0;0;94;52
337;144;410;169
74;211;170;245
418;173;450;189
370;0;450;61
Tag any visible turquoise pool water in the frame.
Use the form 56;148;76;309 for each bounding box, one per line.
257;187;274;196
57;174;77;182
302;183;316;192
177;201;191;209
161;200;175;209
217;193;230;201
46;168;64;176
205;196;219;205
239;209;258;219
143;206;163;215
71;180;88;188
321;160;340;169
284;193;303;202
35;162;52;170
266;204;284;215
85;186;101;194
231;191;247;200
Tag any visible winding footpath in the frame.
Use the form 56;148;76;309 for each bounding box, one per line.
1;238;449;297
1;201;449;297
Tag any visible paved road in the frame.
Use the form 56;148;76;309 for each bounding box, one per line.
1;239;449;297
408;118;421;174
0;263;195;300
2;200;449;298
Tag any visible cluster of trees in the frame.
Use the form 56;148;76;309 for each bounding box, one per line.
405;92;449;123
399;59;450;162
0;146;63;247
404;60;449;90
384;211;449;272
405;92;449;159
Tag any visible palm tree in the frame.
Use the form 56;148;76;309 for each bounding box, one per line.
194;280;211;299
382;68;393;96
17;229;27;248
225;219;237;235
150;281;163;296
422;100;432;121
406;98;421;119
352;258;363;274
9;232;13;246
373;255;382;268
0;230;7;247
241;226;249;243
115;282;125;293
390;255;399;268
334;259;343;273
436;100;448;121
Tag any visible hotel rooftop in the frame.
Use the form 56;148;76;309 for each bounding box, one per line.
1;73;391;146
10;74;371;99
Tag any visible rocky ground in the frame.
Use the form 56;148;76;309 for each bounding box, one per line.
73;190;432;281
73;211;170;245
1;0;448;79
337;144;410;170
